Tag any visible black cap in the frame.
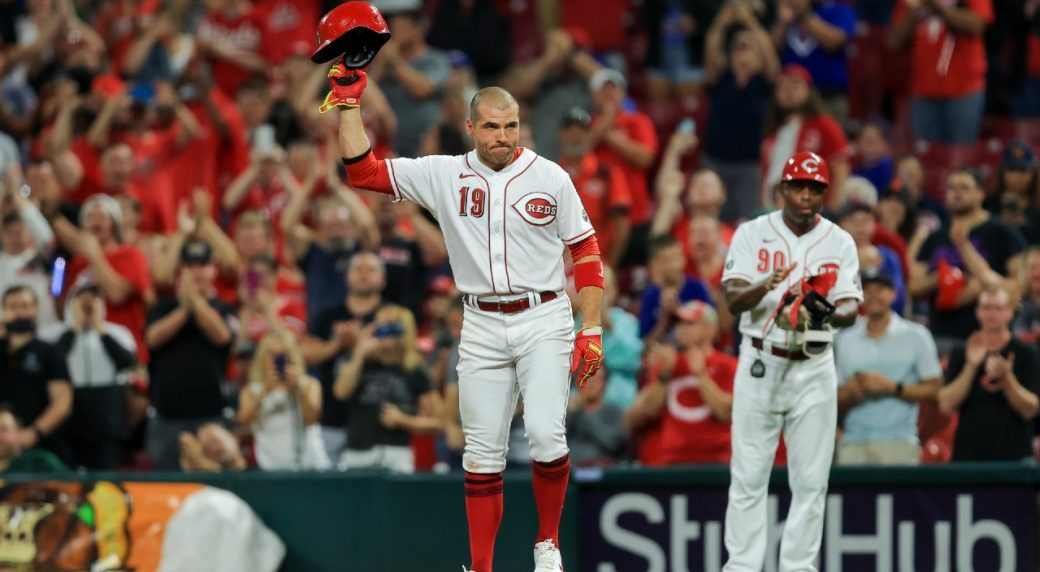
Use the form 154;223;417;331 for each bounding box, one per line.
861;268;894;289
1003;141;1037;170
560;107;591;130
181;239;213;264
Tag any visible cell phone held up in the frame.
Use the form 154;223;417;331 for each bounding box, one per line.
245;269;262;298
273;354;288;380
677;117;696;136
373;322;405;339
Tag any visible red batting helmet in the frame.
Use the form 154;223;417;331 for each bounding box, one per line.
781;151;830;186
312;2;392;68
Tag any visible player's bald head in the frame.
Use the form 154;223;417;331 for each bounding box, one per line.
469;87;519;121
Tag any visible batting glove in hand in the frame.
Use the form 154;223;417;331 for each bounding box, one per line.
801;290;835;323
319;64;367;113
571;327;604;388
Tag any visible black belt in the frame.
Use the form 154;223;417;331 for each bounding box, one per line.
751;337;809;361
474;291;557;314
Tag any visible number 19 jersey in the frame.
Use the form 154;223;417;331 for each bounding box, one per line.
385;148;595;296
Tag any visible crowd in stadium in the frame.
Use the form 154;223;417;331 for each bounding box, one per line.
0;0;1038;474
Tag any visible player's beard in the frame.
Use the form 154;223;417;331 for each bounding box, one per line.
483;143;515;167
787;207;817;227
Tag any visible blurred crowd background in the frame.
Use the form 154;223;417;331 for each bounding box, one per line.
0;0;1039;475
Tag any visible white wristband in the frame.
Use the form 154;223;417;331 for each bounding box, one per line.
579;327;602;336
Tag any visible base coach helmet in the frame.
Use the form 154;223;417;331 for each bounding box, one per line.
782;151;830;186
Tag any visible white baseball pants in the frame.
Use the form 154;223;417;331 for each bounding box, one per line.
724;343;837;572
457;295;573;474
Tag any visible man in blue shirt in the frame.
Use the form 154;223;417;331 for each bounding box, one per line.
834;268;942;464
639;235;712;342
772;0;857;123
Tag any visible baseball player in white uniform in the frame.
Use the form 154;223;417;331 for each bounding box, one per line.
321;65;604;572
721;151;862;571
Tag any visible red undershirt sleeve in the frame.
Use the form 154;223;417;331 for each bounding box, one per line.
342;150;393;195
568;235;601;260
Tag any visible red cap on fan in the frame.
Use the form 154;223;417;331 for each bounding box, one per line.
782;151;830;186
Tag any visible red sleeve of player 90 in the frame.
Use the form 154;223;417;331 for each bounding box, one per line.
343;151;394;195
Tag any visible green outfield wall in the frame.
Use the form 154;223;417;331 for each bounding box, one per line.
5;463;1039;571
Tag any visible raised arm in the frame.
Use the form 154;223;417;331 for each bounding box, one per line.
122;14;174;77
333;329;375;400
500;29;573;100
650;132;698;237
924;0;988;35
279;176;318;261
887;1;917;49
937;337;985;414
324;70;395;195
704;5;736;85
193;192;240;276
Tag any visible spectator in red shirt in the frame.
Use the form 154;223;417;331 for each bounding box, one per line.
760;63;850;209
169;62;251;211
254;0;321;65
685;215;736;351
212;211;272;305
196;0;272;99
81;81;203;234
222;137;298;249
97;143;172;235
235;77;273;138
589;68;659;268
94;0;162;76
53;194;153;363
653;130;737;240
888;0;993;143
233;253;306;344
625;301;736;465
115;196;164;271
557;106;632;268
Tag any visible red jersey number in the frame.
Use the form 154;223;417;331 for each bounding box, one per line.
458;187;486;218
757;249;786;272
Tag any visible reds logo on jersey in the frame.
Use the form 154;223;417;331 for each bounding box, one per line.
513;192;558;226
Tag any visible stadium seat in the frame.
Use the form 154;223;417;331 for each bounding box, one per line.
918;402;957;464
912;141;985;200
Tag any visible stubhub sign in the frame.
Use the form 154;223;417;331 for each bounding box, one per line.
578;486;1036;571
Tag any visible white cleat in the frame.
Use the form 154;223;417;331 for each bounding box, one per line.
533;539;564;572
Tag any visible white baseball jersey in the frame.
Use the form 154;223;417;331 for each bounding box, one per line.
722;210;862;347
384;148;594;296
